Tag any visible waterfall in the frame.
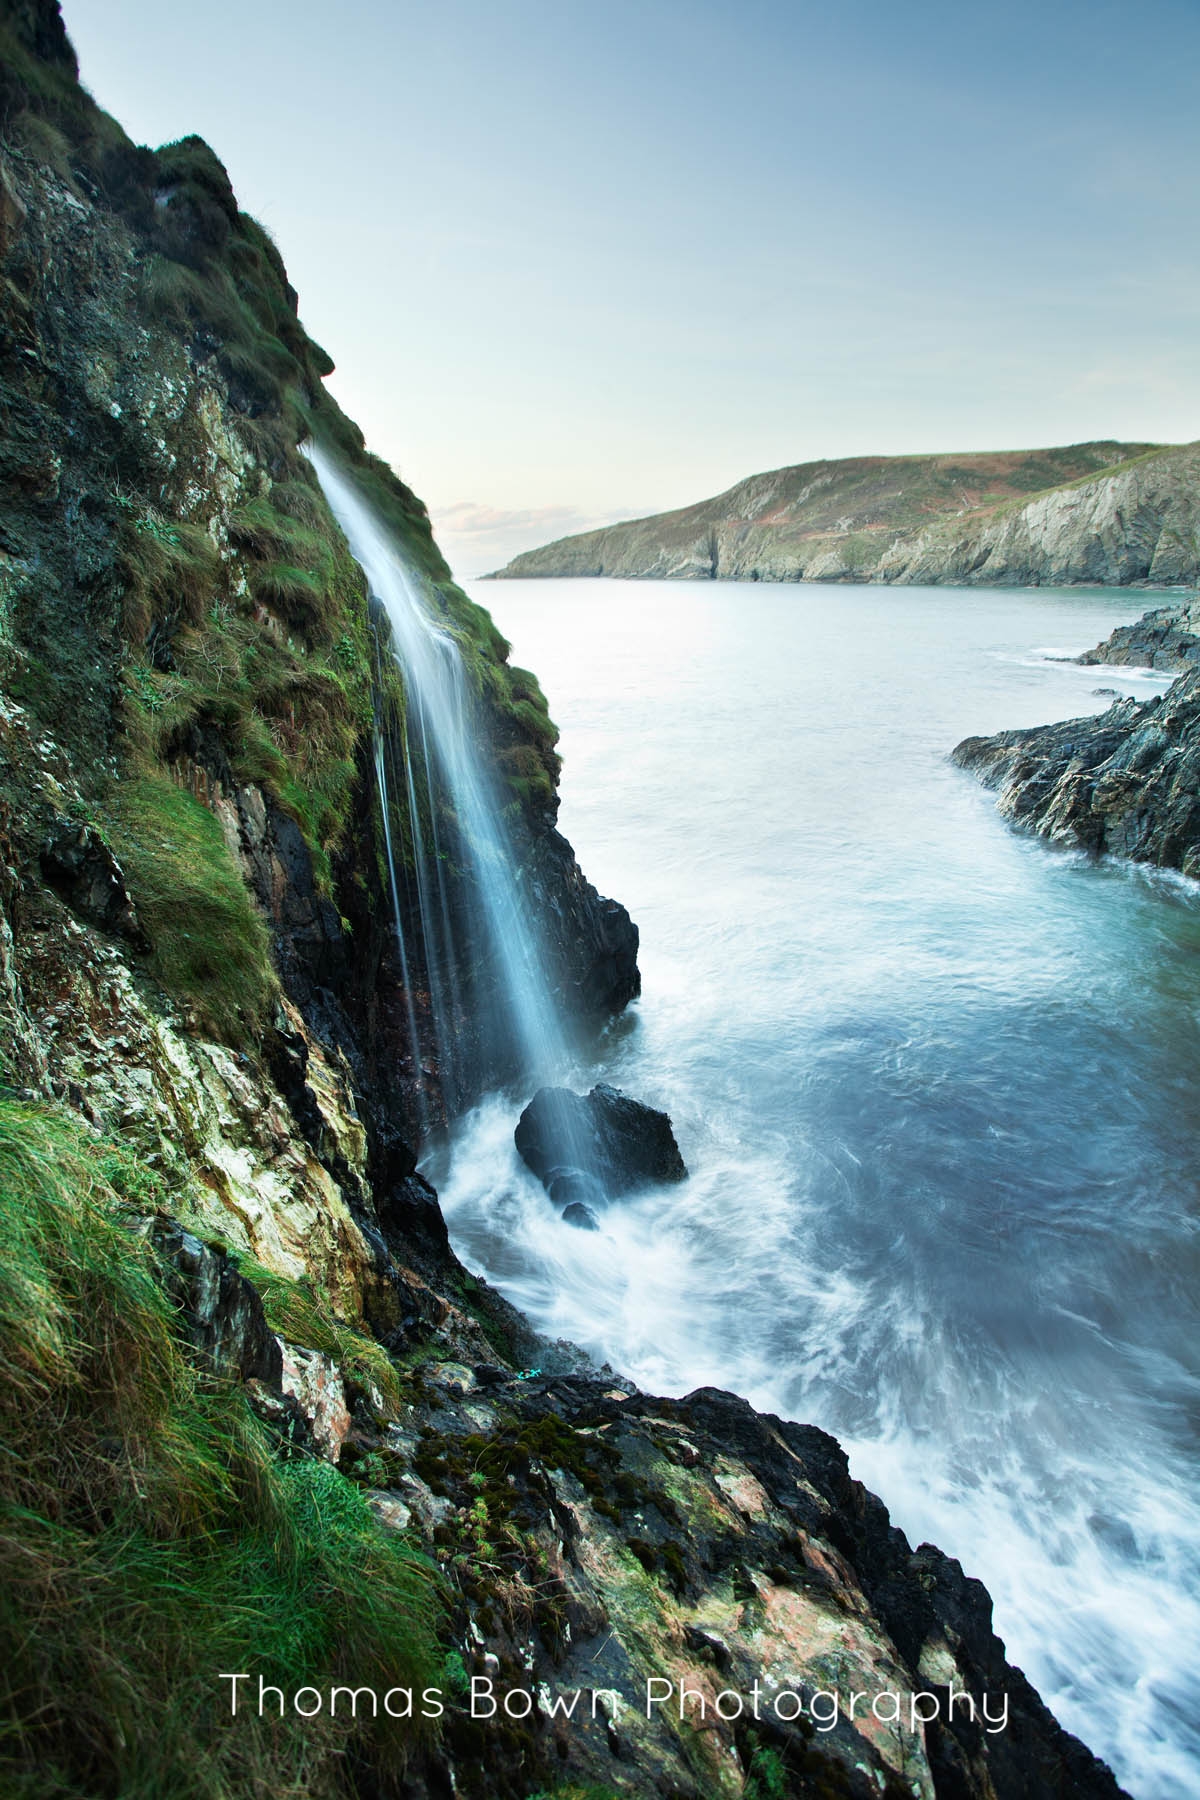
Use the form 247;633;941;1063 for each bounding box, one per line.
307;444;570;1126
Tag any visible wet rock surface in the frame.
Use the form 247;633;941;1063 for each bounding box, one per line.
525;824;641;1019
338;1365;1129;1799
39;818;146;945
1076;596;1200;672
146;1217;282;1385
515;1081;688;1209
953;665;1200;877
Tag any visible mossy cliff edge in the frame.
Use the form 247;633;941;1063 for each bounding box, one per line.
0;6;1128;1798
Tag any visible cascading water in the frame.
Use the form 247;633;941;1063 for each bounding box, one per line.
307;444;571;1125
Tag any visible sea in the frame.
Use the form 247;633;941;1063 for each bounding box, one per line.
436;577;1199;1798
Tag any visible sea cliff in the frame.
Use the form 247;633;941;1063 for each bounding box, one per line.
0;4;1131;1796
493;442;1200;588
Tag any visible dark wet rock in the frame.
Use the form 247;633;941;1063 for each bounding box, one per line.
39;818;146;945
525;824;641;1018
472;1363;509;1387
953;667;1200;877
146;1218;282;1386
561;1200;600;1230
405;1368;1130;1800
375;1167;451;1262
243;1377;314;1456
545;1166;606;1209
1077;598;1200;672
515;1081;687;1199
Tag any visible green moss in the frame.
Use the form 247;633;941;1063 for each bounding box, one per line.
743;1740;788;1800
527;1787;628;1800
103;770;276;1046
0;1098;443;1799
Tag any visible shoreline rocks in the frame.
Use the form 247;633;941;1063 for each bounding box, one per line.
954;605;1200;876
1075;596;1200;672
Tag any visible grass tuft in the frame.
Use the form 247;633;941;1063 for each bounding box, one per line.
103;771;276;1045
0;1098;443;1799
235;1255;405;1413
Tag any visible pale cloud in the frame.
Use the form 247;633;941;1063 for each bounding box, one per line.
428;500;636;578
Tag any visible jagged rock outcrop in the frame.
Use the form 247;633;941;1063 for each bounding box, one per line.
1076;596;1200;672
350;1366;1128;1800
146;1215;283;1383
953;664;1200;876
494;440;1200;587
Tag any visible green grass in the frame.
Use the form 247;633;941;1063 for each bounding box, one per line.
0;1097;443;1800
118;509;222;643
103;771;276;1046
234;1255;404;1413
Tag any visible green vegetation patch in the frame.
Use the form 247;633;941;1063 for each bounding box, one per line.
118;509;222;643
103;770;276;1045
235;1254;404;1413
0;1097;442;1800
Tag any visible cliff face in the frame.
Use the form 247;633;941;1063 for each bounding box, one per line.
493;441;1200;587
0;6;1129;1798
0;0;636;1152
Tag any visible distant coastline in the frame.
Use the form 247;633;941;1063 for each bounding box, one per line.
491;440;1200;589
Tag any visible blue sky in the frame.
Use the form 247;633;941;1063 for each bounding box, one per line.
62;0;1200;573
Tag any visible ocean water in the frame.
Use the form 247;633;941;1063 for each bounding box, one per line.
434;578;1199;1797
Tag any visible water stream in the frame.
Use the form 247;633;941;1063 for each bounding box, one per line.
308;446;572;1111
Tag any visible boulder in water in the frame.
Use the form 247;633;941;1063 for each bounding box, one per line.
561;1201;600;1231
515;1082;687;1200
546;1166;606;1210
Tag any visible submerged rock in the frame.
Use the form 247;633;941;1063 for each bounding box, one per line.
560;1200;600;1230
515;1081;687;1202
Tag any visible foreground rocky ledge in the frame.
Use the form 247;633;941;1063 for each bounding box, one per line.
168;1225;1128;1800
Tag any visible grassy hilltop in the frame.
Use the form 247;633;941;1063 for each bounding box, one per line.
494;440;1200;586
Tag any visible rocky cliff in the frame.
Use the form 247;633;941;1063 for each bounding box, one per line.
0;5;1131;1798
493;441;1200;588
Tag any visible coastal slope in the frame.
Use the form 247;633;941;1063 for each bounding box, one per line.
493;440;1200;587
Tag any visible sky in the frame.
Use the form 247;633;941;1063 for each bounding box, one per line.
61;0;1200;575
